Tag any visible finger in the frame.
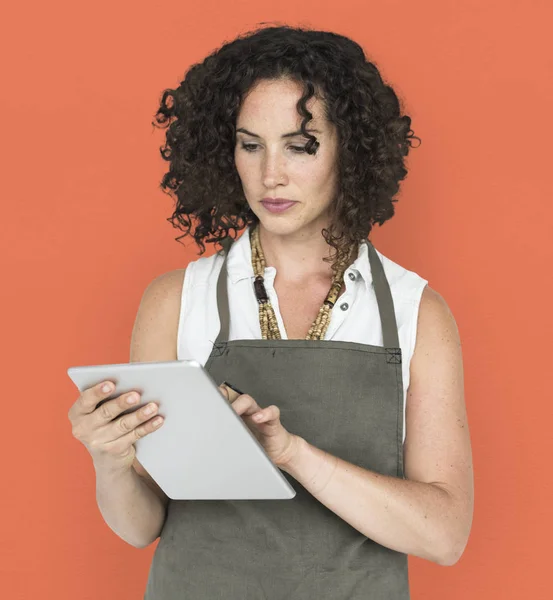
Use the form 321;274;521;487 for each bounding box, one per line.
91;390;145;428
71;380;118;418
99;412;164;456
230;394;262;418
218;384;230;401
253;405;280;426
219;383;241;403
103;400;163;443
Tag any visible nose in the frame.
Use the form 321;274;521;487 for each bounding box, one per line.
261;151;288;187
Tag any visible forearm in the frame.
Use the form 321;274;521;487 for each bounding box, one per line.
281;436;464;566
95;464;167;549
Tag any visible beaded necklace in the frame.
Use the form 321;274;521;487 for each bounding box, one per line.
249;223;357;340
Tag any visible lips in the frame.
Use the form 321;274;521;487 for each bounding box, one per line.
262;198;296;204
260;200;297;213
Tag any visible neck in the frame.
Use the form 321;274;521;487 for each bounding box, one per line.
252;222;341;284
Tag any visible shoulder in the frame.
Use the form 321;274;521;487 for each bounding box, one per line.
416;285;460;345
129;268;187;363
144;268;187;298
409;284;463;386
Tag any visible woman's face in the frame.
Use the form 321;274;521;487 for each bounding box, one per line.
234;78;340;238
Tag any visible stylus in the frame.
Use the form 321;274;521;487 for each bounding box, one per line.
222;381;245;395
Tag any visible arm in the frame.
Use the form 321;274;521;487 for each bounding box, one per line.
280;286;474;566
95;268;186;548
95;463;169;549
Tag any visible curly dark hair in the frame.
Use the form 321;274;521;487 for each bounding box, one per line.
152;22;421;274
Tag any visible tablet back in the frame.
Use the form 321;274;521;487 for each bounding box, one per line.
67;360;296;500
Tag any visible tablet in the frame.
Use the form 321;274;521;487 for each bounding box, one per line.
67;359;296;500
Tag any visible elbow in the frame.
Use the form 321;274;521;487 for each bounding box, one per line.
124;523;165;549
433;489;473;567
128;534;160;549
434;532;471;567
436;548;461;567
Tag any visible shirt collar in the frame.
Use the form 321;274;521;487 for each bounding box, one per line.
226;225;373;293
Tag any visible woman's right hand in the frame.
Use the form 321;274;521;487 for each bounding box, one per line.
67;381;164;474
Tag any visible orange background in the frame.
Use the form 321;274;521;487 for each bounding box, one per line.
1;1;551;598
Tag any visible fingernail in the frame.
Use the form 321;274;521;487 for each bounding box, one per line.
143;403;156;415
126;393;139;404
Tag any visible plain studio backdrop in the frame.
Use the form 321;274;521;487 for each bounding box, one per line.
0;1;551;598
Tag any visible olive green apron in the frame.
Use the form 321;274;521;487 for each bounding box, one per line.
144;235;410;599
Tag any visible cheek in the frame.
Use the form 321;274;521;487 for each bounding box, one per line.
297;162;331;187
234;155;253;186
234;149;262;168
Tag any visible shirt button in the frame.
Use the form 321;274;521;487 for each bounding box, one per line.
340;302;349;311
348;272;356;281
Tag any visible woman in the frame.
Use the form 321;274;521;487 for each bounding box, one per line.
70;24;473;599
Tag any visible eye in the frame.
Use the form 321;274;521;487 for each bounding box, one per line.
240;143;307;154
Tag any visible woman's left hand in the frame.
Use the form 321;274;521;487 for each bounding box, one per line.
218;384;301;468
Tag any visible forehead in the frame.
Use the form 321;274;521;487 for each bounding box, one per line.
237;79;326;127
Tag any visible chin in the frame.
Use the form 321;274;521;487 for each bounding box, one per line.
257;220;334;243
253;217;302;235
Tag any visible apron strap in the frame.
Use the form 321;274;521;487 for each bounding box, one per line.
366;240;400;349
215;236;234;345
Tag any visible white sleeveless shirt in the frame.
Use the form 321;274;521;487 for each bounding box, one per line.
177;226;428;443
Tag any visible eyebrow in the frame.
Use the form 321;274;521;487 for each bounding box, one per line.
236;127;321;139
